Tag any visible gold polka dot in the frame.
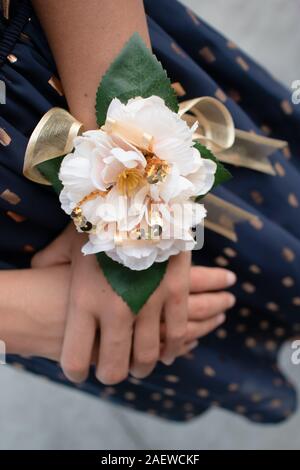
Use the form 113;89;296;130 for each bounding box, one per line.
283;146;291;159
270;399;282;408
273;377;283;387
150;392;162;401
288;193;299;208
251;393;262;403
259;320;269;330
292;297;300;306
242;282;256;294
239;309;251;319
10;362;25;370
171;82;186;97
124;392;136;401
0;189;21;205
147;409;157;415
249;264;261;274
0;128;11;146
260;124;271;136
214;256;229;267
227;40;238;49
281;100;293;115
223;247;237;258
186;8;201;25
48;76;64;96
235;405;246;414
165;375;180;383
215;88;227;102
265;340;277;351
282;247;295;262
275;162;286;177
23;244;35;253
20;32;31;43
164;388;176;397
183;402;194;412
250;190;264;205
216;328;227;339
252;414;263;422
197;388;209;398
236;56;249;71
250;217;264;230
245;337;257;348
163;400;174;409
103;387;116;396
236;324;247;333
183;352;195;360
282;276;295;287
6;211;26;222
171;42;187;58
128;377;141;385
203;366;216;377
274;327;285;337
185;412;195;420
211;400;220;407
7;54;17;63
227;89;241;102
199;46;216;63
228;383;239;392
266;302;279;312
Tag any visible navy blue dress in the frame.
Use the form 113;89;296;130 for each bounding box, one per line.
1;0;299;423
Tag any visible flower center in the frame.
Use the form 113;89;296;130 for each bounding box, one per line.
116;168;145;196
144;154;169;184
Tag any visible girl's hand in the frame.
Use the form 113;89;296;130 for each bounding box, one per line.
32;223;191;384
31;225;236;382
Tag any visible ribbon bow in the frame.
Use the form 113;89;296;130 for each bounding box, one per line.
23;96;287;241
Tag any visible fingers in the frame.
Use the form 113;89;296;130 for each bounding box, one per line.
96;303;133;385
188;291;236;321
31;222;76;268
61;307;97;383
189;266;236;293
184;314;226;342
160;294;188;366
130;299;161;378
177;340;199;357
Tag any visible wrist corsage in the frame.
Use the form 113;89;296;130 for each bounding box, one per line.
23;33;231;314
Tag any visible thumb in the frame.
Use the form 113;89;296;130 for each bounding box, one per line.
31;222;75;268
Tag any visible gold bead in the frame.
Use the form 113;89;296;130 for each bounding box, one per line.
71;206;82;219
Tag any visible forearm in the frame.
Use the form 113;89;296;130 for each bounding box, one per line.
0;266;70;356
31;0;151;129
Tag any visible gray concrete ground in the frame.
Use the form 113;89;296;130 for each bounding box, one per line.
0;0;299;450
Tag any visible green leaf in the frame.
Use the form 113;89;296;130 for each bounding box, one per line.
194;142;231;199
96;32;178;126
37;156;64;195
96;253;168;314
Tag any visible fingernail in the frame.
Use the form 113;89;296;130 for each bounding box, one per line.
226;271;237;286
227;293;236;308
188;340;199;351
217;313;226;325
161;357;175;366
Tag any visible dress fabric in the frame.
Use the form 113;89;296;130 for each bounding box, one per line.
0;0;300;423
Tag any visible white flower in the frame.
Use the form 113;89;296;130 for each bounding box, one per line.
58;96;216;270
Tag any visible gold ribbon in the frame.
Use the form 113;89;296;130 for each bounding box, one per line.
179;97;287;175
1;0;10;19
202;193;259;242
23;96;286;241
23;108;83;185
